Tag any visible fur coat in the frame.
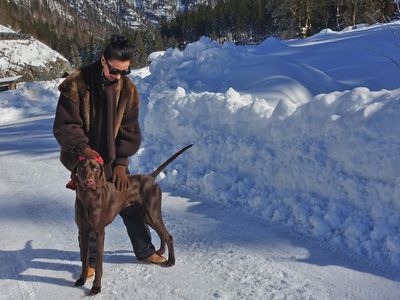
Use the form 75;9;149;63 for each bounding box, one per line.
53;59;141;180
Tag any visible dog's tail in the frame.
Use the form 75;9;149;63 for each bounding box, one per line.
150;144;193;179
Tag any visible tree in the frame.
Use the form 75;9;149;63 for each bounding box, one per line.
69;43;81;68
132;31;147;67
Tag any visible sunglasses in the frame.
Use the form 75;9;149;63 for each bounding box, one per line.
105;60;131;76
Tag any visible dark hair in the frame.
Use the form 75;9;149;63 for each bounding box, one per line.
103;34;133;61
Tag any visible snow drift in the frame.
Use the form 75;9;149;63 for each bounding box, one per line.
131;22;400;267
0;79;62;124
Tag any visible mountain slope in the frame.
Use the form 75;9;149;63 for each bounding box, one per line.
6;0;216;29
0;24;71;81
0;0;215;67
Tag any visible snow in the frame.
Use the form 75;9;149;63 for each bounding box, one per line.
130;66;151;79
0;24;16;33
0;25;69;73
0;79;63;124
0;21;400;298
132;21;400;269
0;75;22;84
0;39;68;70
0;129;398;298
147;50;165;63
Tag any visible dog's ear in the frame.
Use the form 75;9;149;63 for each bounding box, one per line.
97;162;106;187
71;160;80;180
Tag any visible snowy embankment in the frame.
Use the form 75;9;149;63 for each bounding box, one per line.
0;80;62;124
130;22;400;268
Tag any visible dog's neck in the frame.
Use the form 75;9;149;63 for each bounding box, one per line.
76;185;105;211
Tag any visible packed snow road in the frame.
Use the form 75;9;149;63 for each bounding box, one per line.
0;114;399;300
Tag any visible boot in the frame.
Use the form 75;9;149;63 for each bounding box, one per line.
86;267;95;278
145;253;167;264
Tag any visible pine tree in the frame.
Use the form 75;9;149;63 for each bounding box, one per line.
133;31;147;67
165;36;179;49
70;43;81;68
153;30;165;51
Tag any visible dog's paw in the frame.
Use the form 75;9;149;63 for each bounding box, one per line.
90;285;101;295
74;277;86;286
164;259;175;267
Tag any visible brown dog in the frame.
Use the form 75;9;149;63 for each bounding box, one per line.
73;144;193;294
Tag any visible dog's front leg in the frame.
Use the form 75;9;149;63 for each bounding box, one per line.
74;226;90;286
74;198;90;287
90;228;105;295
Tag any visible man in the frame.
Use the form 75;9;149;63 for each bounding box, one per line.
53;35;166;277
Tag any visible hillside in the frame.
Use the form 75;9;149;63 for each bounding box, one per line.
0;0;211;66
0;24;71;81
2;0;215;29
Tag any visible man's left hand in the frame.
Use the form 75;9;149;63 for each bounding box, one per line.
112;165;129;192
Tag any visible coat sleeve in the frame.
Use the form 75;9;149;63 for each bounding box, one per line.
53;73;90;154
114;83;141;166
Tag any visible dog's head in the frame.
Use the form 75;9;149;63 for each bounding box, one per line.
73;158;106;191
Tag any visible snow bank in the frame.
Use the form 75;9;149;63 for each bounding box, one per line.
147;50;165;63
0;79;62;124
131;23;400;267
136;82;400;267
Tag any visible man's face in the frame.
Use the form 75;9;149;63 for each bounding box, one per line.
101;56;130;81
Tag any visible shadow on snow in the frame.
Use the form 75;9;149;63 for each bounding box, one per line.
0;240;140;289
0;115;59;156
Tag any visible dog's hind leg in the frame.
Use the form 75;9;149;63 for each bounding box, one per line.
156;240;166;256
144;184;175;267
151;219;174;267
144;219;166;256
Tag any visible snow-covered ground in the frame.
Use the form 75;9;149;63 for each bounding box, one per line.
0;114;399;299
0;24;15;33
0;21;400;299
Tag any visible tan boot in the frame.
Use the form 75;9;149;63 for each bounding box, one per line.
86;267;95;278
145;253;167;264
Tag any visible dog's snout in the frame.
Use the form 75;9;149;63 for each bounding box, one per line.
86;178;95;186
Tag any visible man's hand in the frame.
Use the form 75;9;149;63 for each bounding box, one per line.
112;165;129;192
81;148;101;160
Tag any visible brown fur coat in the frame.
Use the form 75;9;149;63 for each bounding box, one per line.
53;59;141;180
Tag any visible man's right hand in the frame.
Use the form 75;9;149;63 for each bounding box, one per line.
81;148;101;160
